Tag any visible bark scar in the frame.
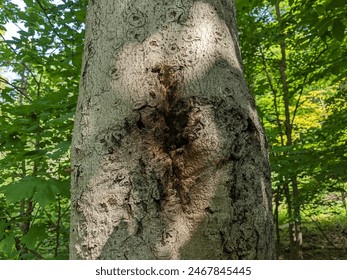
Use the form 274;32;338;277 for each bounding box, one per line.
134;62;221;217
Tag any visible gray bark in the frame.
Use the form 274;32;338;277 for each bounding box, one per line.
70;0;274;260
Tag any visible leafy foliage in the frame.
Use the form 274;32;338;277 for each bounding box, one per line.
237;0;347;258
0;0;86;259
0;0;346;259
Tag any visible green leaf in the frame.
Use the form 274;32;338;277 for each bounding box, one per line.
33;181;54;207
47;179;70;199
33;179;70;206
316;18;332;36
0;232;16;256
325;0;347;9
21;224;48;249
0;177;70;207
315;4;326;15
47;140;71;160
236;0;249;9
0;88;15;103
0;177;43;203
75;8;86;23
332;19;345;41
57;180;70;199
0;220;8;239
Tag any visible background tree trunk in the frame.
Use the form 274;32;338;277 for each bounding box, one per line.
70;0;274;260
274;0;302;259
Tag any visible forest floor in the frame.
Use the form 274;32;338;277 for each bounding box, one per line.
277;216;347;260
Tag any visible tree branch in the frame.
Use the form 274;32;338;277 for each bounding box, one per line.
0;77;33;102
0;34;41;88
35;0;69;50
291;45;329;126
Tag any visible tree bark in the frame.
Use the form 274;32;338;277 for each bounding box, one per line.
70;0;274;260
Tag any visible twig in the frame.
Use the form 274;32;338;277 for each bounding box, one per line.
35;0;69;50
0;77;33;102
0;34;41;88
302;210;339;250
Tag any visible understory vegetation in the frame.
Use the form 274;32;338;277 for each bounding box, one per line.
1;0;346;259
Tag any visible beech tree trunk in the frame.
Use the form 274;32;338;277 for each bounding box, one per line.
70;0;274;260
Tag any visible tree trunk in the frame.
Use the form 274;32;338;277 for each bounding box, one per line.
70;0;274;260
274;0;302;259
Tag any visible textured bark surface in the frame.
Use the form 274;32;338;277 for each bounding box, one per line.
70;0;275;260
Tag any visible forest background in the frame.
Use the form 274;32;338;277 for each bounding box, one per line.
0;0;346;260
